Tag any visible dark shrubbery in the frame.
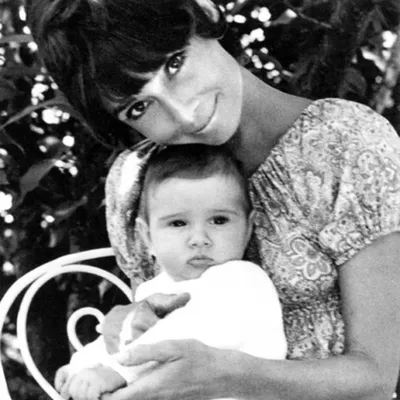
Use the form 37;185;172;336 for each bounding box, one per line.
1;0;400;397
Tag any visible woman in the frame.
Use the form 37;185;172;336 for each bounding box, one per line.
27;0;400;399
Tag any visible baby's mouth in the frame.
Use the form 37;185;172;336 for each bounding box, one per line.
187;256;214;267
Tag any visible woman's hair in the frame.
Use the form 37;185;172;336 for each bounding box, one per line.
140;144;251;221
27;0;226;146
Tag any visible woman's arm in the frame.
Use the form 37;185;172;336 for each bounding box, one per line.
104;232;400;400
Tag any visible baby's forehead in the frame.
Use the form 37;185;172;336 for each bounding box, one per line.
148;174;247;205
151;173;244;190
142;172;250;221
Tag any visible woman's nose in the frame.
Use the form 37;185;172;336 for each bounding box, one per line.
164;95;199;127
148;75;200;128
188;226;212;248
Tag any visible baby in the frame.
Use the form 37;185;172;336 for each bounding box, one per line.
56;144;287;400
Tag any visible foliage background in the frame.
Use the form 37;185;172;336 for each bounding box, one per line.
1;0;400;398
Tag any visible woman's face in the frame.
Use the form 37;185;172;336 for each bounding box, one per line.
108;36;243;145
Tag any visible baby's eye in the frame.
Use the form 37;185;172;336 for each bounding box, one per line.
126;100;150;120
211;216;229;225
169;220;187;227
166;51;186;76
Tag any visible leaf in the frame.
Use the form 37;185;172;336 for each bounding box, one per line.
53;196;88;222
37;136;67;159
0;169;9;185
0;93;86;133
0;130;24;154
339;67;367;98
48;224;69;248
19;159;58;200
0;77;17;102
0;34;34;45
49;91;87;122
0;100;56;131
255;51;284;71
271;9;298;26
370;8;384;36
0;63;43;81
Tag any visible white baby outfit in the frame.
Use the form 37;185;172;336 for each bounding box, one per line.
69;260;287;395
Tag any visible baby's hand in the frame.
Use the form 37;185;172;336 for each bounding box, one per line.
57;365;125;400
55;364;72;395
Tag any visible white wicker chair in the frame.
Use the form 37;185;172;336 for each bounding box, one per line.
0;247;132;400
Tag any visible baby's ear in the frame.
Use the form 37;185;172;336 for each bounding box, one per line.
195;0;220;22
136;217;152;249
246;210;256;243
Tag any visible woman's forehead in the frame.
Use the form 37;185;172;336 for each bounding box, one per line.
99;40;192;113
98;38;194;114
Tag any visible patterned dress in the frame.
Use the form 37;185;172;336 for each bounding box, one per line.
105;98;400;360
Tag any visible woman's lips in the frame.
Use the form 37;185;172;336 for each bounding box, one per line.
191;95;218;136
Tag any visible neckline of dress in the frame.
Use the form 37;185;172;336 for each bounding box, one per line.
248;97;337;182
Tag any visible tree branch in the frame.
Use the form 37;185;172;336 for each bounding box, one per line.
283;0;332;30
292;0;378;98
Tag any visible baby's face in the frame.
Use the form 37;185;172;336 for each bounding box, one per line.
144;175;252;281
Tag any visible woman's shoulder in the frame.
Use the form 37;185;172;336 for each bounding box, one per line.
255;97;400;195
250;98;400;266
287;97;398;145
105;140;160;281
301;97;376;120
252;98;399;179
296;97;383;123
282;97;400;165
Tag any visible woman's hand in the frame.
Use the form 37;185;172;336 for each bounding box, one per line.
103;339;233;400
103;293;190;354
102;304;135;354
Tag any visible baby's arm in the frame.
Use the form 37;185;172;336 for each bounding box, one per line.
56;364;125;400
55;336;128;399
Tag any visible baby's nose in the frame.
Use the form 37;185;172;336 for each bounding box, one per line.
188;226;211;248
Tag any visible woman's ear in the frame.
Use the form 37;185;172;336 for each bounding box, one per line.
136;217;153;251
195;0;220;22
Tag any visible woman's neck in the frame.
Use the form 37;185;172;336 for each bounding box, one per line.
225;67;312;178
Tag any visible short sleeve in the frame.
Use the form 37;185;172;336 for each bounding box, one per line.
105;140;161;282
289;100;400;266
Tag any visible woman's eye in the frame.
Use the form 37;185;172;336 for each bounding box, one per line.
169;220;186;227
166;51;186;76
211;216;229;225
126;100;150;120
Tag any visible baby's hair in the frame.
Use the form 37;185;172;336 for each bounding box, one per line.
140;144;251;221
27;0;226;145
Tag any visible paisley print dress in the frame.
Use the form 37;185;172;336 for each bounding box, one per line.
105;98;400;360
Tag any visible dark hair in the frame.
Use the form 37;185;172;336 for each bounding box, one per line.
27;0;226;146
141;144;251;220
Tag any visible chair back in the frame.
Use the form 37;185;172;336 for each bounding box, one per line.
0;248;132;400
